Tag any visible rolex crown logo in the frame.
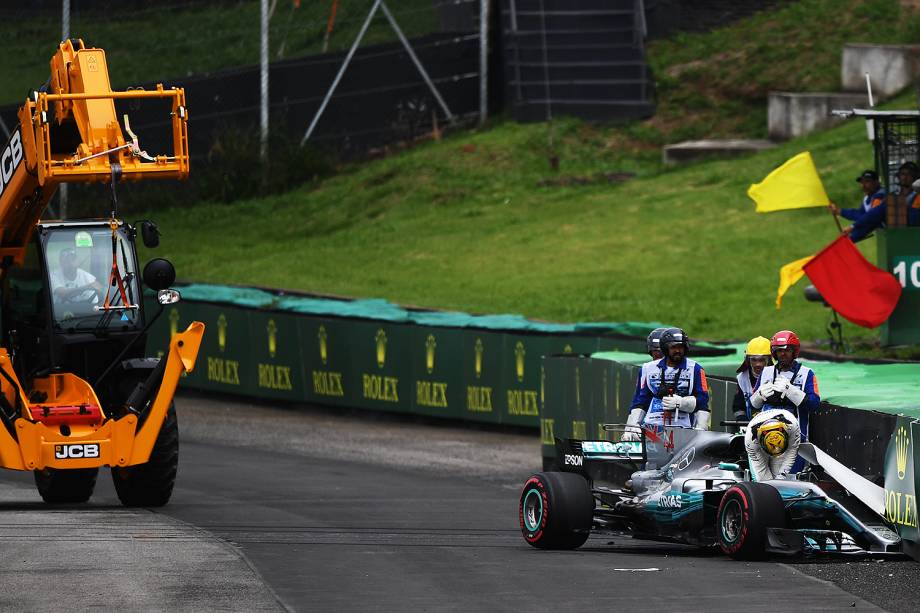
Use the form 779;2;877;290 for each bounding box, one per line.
564;344;573;354
267;319;278;358
425;334;437;374
168;309;180;339
375;329;387;369
515;341;525;382
318;326;328;365
474;338;484;379
896;426;910;480
217;314;228;352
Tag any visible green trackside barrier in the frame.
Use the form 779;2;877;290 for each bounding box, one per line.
460;330;504;424
411;326;465;420
247;310;305;402
346;320;414;414
883;417;920;559
300;317;356;408
879;228;920;346
499;334;599;427
543;358;640;460
197;304;257;395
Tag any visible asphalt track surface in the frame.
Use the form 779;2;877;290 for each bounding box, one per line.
0;393;917;612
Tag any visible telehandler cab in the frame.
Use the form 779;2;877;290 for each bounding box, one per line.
0;40;203;505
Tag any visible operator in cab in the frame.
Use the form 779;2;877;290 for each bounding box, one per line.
744;409;801;480
624;327;710;440
50;248;103;308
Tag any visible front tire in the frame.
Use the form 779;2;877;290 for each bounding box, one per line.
34;467;98;503
717;482;786;560
519;471;593;549
112;403;178;507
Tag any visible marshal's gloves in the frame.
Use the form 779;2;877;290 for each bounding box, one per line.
771;378;805;405
772;378;791;395
750;383;775;409
783;385;806;406
622;407;646;442
662;394;696;414
694;410;711;431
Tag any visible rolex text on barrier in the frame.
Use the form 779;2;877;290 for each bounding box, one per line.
411;327;462;418
884;417;920;558
249;311;303;401
462;331;503;424
300;318;351;406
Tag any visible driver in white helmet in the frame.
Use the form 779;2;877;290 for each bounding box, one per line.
744;409;801;480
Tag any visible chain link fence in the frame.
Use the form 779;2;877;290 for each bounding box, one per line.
0;1;484;213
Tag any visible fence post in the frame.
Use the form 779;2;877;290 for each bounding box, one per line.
260;0;270;163
479;0;490;126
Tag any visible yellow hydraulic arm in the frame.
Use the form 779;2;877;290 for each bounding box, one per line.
0;39;189;264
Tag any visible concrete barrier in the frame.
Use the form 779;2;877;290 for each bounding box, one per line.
768;92;868;141
662;139;775;165
842;44;920;98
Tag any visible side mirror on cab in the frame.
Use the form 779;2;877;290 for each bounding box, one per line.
143;258;176;291
157;289;181;305
140;220;160;248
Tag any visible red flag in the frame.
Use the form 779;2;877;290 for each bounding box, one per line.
803;236;902;328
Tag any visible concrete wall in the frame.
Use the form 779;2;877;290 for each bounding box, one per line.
842;44;920;99
768;92;868;141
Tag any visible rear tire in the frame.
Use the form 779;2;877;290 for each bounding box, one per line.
34;467;98;503
519;471;593;549
112;403;178;507
717;482;786;560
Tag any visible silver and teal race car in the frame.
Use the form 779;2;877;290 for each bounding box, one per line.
519;426;902;558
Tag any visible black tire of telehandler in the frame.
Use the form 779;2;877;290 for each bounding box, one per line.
34;467;99;504
111;403;178;507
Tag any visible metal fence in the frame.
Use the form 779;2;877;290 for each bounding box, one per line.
0;1;487;212
0;1;484;150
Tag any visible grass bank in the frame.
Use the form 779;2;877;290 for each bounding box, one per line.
138;94;909;353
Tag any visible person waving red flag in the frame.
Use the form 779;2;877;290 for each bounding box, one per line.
803;236;902;328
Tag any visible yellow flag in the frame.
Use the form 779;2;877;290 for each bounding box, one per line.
748;152;830;213
776;255;814;309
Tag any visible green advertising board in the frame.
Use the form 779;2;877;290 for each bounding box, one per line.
410;326;465;419
884;417;920;554
299;318;357;408
879;228;920;345
194;304;257;395
460;330;504;425
246;311;305;402
344;320;413;414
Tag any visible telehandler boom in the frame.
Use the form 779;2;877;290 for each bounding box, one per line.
0;39;203;505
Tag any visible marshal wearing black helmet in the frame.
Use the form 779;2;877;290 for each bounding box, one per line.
646;327;668;359
658;327;690;356
626;326;711;436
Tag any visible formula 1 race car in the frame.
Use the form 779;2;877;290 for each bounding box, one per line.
519;425;903;558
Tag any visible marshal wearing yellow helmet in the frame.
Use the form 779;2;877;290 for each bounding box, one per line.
732;336;773;423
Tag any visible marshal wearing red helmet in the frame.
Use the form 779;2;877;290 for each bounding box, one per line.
750;329;820;444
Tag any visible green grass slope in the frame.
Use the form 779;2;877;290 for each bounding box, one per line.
141;99;899;348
